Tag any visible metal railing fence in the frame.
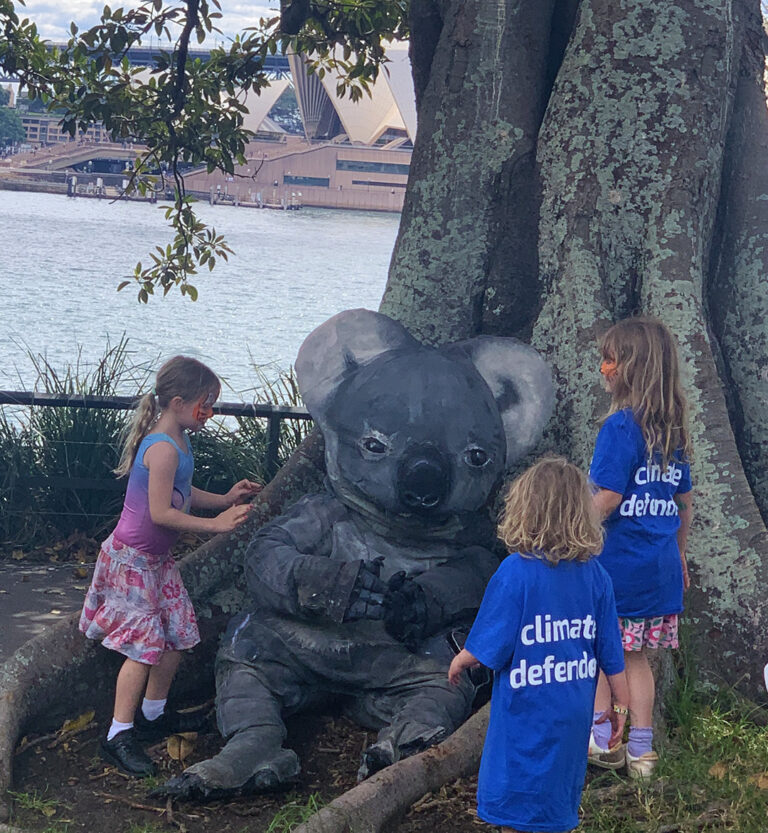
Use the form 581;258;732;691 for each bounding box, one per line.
0;390;312;488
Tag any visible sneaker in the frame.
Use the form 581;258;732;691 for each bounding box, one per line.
587;732;625;770
100;729;157;777
626;748;658;780
134;706;209;743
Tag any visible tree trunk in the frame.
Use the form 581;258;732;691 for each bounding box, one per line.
707;0;768;525
381;0;556;344
382;0;768;692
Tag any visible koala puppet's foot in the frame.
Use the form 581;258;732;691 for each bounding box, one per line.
152;772;229;802
156;766;297;802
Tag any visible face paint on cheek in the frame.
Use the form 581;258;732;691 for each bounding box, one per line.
600;360;618;380
193;392;216;425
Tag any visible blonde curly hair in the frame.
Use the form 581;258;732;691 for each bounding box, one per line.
497;456;603;565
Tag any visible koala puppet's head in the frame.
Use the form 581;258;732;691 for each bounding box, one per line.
296;309;554;520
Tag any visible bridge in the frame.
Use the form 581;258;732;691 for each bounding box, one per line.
0;45;291;83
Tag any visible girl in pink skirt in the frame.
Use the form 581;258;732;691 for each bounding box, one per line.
80;356;261;776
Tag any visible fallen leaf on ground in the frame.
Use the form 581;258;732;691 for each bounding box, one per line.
60;710;95;735
708;762;728;780
167;732;197;762
747;772;768;789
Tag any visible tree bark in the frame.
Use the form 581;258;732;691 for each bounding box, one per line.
381;0;556;344
532;0;768;689
707;0;768;525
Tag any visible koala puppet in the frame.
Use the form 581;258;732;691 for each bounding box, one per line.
161;309;554;799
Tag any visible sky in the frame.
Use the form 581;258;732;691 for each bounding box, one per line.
16;0;279;42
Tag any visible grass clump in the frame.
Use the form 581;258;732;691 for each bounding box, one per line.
264;793;324;832
7;788;61;816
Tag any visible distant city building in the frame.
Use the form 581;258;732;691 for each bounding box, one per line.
20;114;109;146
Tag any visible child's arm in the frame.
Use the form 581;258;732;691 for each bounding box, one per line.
146;443;252;534
595;670;630;748
593;488;622;520
191;480;262;512
448;648;482;686
676;490;693;590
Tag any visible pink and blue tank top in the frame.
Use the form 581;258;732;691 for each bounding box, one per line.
113;433;194;555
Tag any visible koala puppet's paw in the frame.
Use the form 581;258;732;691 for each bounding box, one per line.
383;572;428;650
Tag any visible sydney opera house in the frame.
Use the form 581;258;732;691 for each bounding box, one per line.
184;45;416;212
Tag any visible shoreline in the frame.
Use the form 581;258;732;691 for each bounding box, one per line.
0;174;403;213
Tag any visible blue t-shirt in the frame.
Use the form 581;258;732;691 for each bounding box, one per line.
466;553;624;832
589;409;692;618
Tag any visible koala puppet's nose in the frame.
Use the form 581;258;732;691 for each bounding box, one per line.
398;446;450;513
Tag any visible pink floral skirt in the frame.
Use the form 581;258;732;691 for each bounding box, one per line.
79;533;200;665
619;614;679;652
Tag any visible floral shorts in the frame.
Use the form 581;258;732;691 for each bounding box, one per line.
619;614;679;652
79;533;200;665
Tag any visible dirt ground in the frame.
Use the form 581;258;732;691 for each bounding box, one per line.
7;702;495;833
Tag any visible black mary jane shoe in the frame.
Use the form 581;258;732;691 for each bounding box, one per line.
133;706;209;743
100;728;157;777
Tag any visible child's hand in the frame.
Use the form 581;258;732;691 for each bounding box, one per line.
226;479;263;506
680;551;690;591
595;706;627;749
210;503;253;533
448;648;481;686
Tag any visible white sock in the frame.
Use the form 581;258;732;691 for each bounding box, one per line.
107;718;133;741
142;697;167;722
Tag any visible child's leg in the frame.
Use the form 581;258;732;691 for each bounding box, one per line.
102;657;156;777
113;657;151;724
135;651;208;740
625;648;654;728
145;650;181;701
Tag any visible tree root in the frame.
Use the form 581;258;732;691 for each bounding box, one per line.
293;705;489;833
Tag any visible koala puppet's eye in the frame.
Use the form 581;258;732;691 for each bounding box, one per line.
464;447;491;468
359;435;390;457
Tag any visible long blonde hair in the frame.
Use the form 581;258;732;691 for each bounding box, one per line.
115;356;220;477
600;317;692;465
497;456;603;565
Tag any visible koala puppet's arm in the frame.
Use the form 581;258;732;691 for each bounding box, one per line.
413;545;502;634
244;494;360;623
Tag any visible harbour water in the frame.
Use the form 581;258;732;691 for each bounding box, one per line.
0;191;399;396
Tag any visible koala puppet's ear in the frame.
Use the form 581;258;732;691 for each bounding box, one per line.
296;309;420;416
451;336;555;467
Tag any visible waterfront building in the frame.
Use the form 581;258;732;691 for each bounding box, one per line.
7;45;415;212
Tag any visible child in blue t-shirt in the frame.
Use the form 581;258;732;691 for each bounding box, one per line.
449;456;628;833
588;317;693;780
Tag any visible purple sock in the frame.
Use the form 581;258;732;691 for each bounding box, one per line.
592;711;612;750
628;726;653;758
